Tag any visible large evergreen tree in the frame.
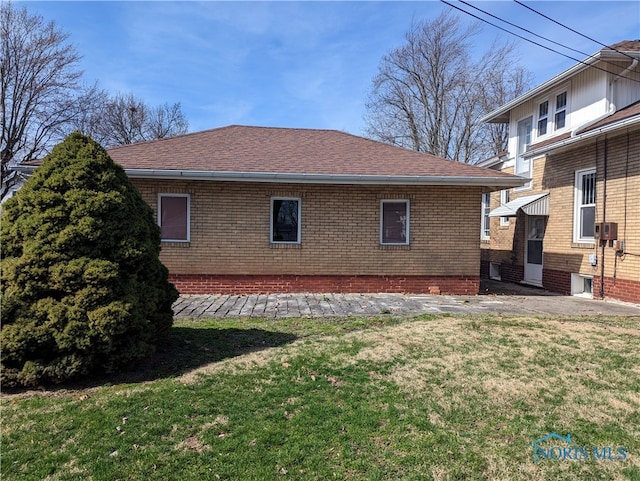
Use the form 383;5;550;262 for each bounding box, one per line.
1;132;178;387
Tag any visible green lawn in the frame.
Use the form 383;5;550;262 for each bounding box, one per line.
2;314;639;480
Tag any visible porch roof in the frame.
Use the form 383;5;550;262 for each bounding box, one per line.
489;192;549;217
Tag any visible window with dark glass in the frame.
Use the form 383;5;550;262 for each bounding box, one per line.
481;193;491;240
159;194;190;242
381;200;409;245
271;197;300;243
575;169;596;242
555;92;567;130
500;189;510;226
538;100;548;135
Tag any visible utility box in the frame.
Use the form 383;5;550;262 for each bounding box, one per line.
594;222;618;240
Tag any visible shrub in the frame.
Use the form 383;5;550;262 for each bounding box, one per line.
1;133;178;387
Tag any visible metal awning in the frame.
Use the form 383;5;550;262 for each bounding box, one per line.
489;192;550;217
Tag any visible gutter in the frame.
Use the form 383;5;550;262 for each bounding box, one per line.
481;50;640;124
524;115;640;158
481;58;597;123
121;169;527;188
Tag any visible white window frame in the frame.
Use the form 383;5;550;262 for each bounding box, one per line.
380;199;410;245
573;168;596;243
270;197;301;244
554;91;567;131
158;193;190;242
537;100;549;136
500;189;510;226
515;115;533;191
535;87;569;138
481;193;491;240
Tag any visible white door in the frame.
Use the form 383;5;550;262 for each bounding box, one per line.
524;216;545;286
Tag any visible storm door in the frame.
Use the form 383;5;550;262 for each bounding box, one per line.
524;216;545;286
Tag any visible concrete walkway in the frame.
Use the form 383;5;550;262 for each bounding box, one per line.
173;280;640;319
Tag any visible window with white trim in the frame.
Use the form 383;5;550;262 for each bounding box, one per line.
481;193;491;240
516;116;532;190
381;200;409;245
537;100;548;136
500;189;510;226
158;194;190;242
574;169;596;243
555;91;567;130
271;197;301;244
535;89;569;138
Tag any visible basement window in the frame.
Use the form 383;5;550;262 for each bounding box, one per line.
571;273;593;298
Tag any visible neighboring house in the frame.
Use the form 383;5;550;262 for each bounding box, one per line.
1;170;28;205
480;40;640;303
40;125;522;295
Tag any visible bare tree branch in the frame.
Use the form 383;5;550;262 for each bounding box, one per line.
80;93;189;147
1;1;86;198
146;102;189;140
1;3;192;200
364;9;532;163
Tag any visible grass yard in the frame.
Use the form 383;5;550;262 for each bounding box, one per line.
2;313;639;480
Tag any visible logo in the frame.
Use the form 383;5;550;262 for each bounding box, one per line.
532;433;627;463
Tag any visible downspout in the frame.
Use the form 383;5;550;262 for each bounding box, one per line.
614;56;640;85
571;56;639;137
596;56;636;298
599;136;608;299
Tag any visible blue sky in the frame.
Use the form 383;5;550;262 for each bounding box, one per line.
20;1;640;135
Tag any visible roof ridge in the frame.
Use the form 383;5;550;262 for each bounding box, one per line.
106;124;351;152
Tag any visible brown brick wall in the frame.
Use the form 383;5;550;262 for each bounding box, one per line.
483;130;639;304
594;276;640;304
170;274;480;295
481;165;521;275
132;180;484;293
542;268;572;295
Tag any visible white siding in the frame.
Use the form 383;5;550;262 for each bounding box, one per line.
503;56;640;154
569;71;608;127
508;100;535;159
610;60;640;109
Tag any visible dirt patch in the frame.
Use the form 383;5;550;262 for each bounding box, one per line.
174;435;211;453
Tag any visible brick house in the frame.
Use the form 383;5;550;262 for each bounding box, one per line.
98;125;524;295
480;41;640;303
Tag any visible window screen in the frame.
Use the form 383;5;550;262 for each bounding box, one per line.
381;200;409;245
271;198;300;243
159;195;189;241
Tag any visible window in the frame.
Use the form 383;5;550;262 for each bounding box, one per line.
574;169;596;242
271;197;301;243
500;189;510;226
481;193;491;240
516;116;532;190
158;194;190;242
535;89;569;137
537;101;548;136
571;273;593;297
381;200;409;245
555;91;567;130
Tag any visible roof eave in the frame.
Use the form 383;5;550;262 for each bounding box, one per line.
481;49;640;124
124;169;526;188
524;115;640;158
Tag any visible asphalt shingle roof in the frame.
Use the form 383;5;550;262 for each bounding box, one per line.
528;100;640;152
107;125;520;183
